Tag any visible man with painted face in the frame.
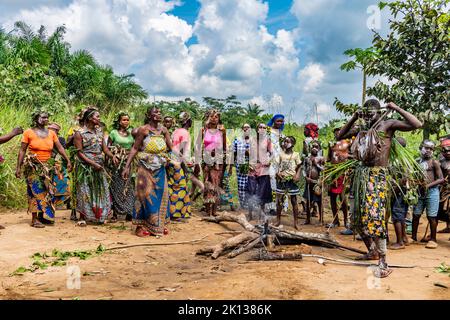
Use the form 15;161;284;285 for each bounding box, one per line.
411;140;444;248
437;138;450;237
337;99;422;278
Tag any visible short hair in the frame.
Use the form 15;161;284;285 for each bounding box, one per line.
285;136;297;146
363;99;381;111
421;139;435;149
145;106;160;124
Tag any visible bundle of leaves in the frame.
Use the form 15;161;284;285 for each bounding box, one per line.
10;244;106;276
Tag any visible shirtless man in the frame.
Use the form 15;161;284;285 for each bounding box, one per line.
437;138;450;235
411;140;445;248
0;127;23;229
303;141;325;225
326;126;351;228
337;100;422;278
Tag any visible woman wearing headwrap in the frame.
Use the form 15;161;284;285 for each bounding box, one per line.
16;111;72;228
108;111;135;222
122;106;172;237
195;109;227;216
267;114;285;215
303;123;320;158
73;108;118;226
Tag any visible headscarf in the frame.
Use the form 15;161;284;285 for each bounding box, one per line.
304;123;319;139
441;138;450;148
267;114;285;131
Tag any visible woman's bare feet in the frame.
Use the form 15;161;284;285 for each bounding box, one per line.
135;226;150;237
31;220;45;228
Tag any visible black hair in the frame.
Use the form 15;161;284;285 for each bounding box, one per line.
145;106;160;124
81;107;98;124
421;139;435;149
363;99;381;111
112;111;130;130
31;110;49;127
285;136;297;146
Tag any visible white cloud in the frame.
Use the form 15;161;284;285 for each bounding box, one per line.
298;63;325;92
290;0;341;17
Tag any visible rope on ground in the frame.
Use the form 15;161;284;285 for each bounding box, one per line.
105;235;209;251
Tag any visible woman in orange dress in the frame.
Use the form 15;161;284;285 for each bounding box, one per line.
16;111;72;228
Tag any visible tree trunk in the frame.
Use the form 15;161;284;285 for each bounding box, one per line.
422;123;430;141
362;68;367;106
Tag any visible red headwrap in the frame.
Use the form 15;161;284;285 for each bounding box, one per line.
304;123;319;139
441;138;450;148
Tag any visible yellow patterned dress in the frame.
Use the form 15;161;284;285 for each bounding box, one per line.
133;131;170;235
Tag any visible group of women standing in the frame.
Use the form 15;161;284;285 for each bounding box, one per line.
8;106;289;237
12;106;194;237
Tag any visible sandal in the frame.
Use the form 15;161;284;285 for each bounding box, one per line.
31;221;45;228
373;267;393;278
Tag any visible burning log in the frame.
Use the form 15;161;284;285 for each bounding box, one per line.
198;212;366;259
196;231;259;259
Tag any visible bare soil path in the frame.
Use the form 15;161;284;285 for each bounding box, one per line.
0;208;449;300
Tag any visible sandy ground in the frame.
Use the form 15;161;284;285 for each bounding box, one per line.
0;206;449;300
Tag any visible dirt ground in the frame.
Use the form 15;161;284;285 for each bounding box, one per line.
0;206;449;300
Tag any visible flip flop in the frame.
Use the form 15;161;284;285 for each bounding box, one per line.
373;267;393;278
389;244;405;250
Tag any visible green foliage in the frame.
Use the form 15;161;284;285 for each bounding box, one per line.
367;0;450;139
10;245;106;276
436;262;450;276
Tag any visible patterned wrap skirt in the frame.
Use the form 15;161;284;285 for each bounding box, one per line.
133;163;170;235
25;164;55;221
167;162;191;219
76;164;112;223
53;160;70;210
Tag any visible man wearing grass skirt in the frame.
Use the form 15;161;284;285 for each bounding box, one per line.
337;99;422;278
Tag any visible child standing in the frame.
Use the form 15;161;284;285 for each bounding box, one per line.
303;141;325;225
275;136;302;229
412;140;444;249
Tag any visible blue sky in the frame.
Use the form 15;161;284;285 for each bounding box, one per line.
0;0;392;124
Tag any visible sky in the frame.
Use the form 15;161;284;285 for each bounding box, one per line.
0;0;393;125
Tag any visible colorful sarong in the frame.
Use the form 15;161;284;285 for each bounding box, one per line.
167;161;191;219
76;127;112;223
53;160;70;210
360;167;388;239
133;132;170;235
134;165;170;235
25;166;55;221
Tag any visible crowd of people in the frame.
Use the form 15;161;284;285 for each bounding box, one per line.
0;99;448;279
